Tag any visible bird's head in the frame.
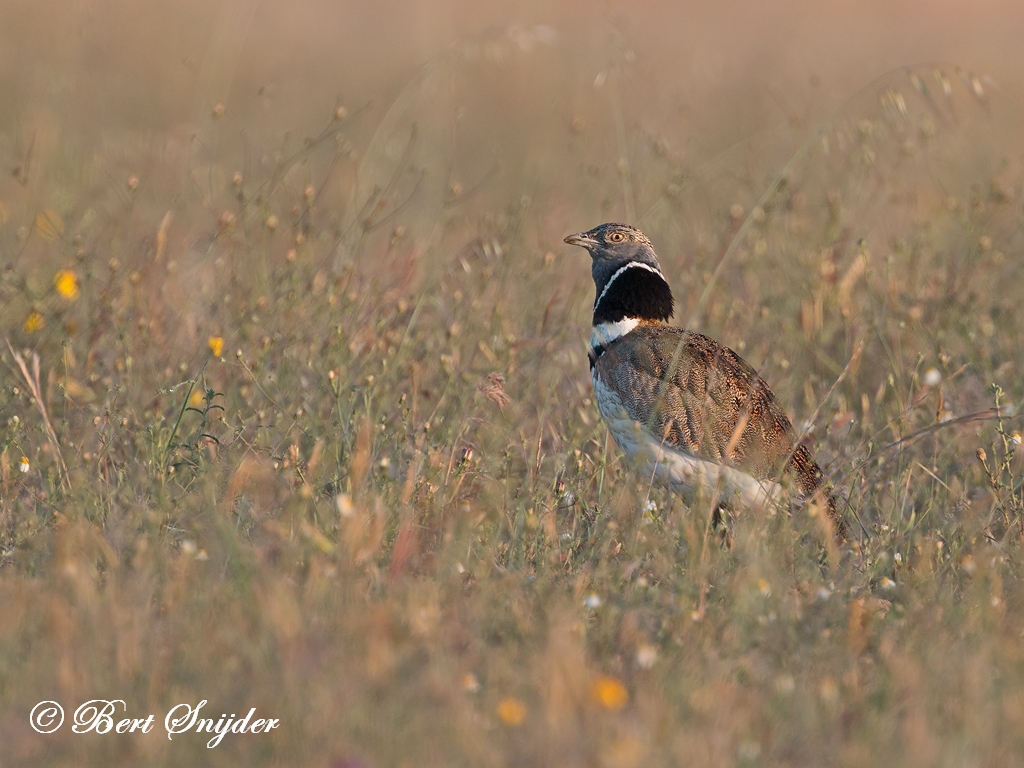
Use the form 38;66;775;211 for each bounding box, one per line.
564;223;662;287
564;223;673;324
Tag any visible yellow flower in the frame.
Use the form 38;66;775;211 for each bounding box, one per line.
23;310;44;333
208;336;224;358
496;697;527;726
591;675;629;711
54;270;79;300
19;457;30;473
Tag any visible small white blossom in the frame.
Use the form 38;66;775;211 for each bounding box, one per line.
335;493;355;517
636;644;658;669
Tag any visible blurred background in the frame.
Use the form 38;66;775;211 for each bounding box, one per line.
2;0;1022;273
4;0;1023;132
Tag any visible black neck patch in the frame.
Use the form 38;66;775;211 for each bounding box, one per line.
593;266;674;325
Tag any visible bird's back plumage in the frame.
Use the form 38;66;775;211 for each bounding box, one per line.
593;324;837;519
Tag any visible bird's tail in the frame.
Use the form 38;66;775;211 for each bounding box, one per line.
786;444;848;540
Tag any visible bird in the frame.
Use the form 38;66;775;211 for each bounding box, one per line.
564;222;846;538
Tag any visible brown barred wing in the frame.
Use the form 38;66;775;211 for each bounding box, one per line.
595;325;845;532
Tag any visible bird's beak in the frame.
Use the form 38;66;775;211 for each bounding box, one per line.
564;232;597;248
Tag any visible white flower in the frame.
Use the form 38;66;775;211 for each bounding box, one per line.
335;493;355;517
18;457;29;473
636;644;658;669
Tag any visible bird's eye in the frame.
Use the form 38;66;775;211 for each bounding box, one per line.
608;231;626;243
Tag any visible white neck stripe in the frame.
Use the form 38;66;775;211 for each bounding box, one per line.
594;261;666;314
590;317;641;354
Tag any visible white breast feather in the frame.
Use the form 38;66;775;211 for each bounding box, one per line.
592;371;781;513
590;318;640;356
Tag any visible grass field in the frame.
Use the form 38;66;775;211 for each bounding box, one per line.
2;2;1024;765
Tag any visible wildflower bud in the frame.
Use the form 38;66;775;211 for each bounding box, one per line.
977;448;987;462
496;697;526;726
23;310;44;333
53;270;79;300
591;675;629;710
334;106;348;121
335;493;354;517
